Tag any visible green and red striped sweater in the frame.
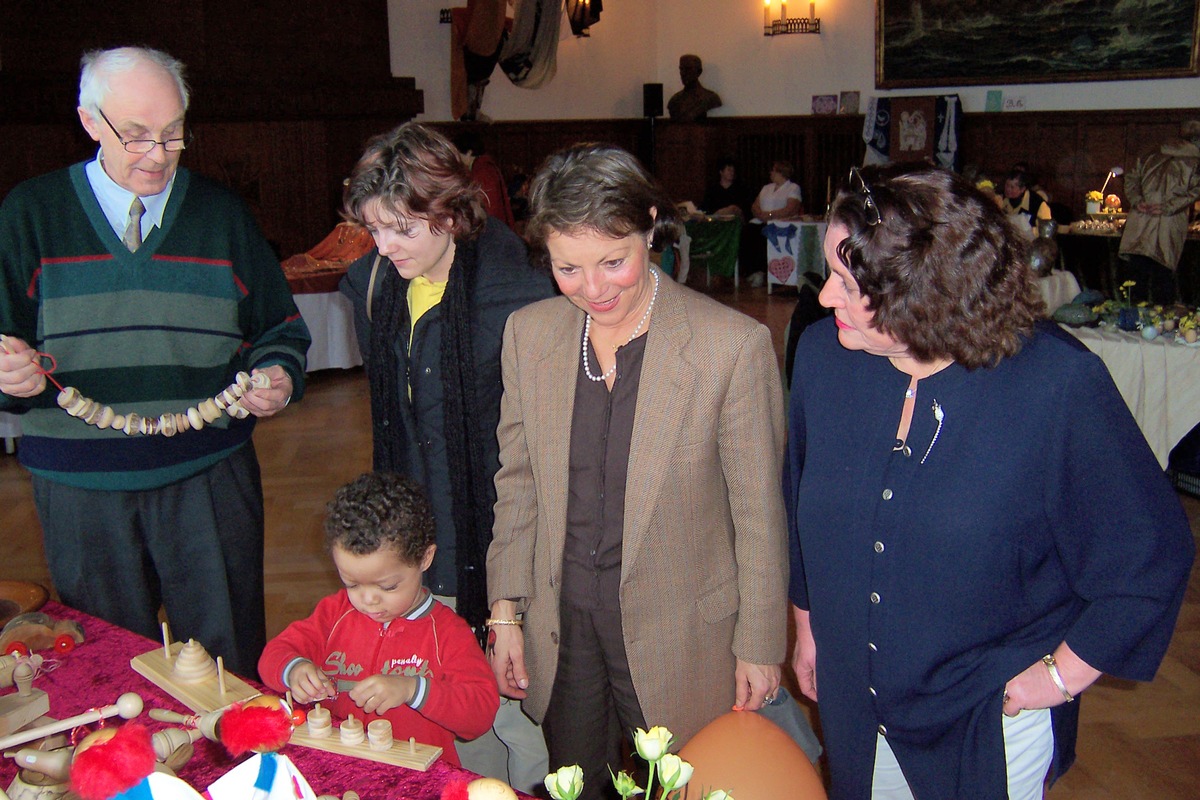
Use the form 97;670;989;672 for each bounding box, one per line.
0;163;310;490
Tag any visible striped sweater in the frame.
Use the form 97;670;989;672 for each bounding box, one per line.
0;163;310;490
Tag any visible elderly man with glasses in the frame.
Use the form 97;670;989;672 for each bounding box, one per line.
0;46;310;679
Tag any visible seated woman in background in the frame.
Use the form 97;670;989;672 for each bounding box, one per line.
787;162;1194;799
751;160;804;223
701;158;751;218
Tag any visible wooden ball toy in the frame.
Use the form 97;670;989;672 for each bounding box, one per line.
53;370;275;437
677;711;826;800
466;777;518;800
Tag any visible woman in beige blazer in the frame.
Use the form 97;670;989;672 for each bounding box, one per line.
485;143;789;796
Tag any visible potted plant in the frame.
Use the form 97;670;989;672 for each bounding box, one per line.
1084;190;1103;215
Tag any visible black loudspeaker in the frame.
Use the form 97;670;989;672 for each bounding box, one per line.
643;83;663;118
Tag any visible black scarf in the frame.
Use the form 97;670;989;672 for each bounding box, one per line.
367;237;491;632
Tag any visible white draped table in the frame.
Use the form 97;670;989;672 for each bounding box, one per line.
1037;270;1080;316
1064;325;1200;469
766;220;827;292
293;290;362;372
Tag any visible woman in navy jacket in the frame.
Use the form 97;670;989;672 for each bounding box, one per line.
786;163;1194;800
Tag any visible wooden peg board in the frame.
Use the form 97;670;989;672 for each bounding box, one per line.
130;641;442;771
130;643;260;712
287;726;442;771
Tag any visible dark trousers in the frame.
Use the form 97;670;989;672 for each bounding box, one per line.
33;442;266;678
1118;254;1179;304
542;603;648;800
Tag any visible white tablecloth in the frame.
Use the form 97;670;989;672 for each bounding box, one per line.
294;291;362;372
1064;325;1200;468
1037;270;1081;315
766;220;827;292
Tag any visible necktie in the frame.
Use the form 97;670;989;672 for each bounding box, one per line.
122;197;145;252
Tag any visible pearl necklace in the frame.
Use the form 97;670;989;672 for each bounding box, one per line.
581;270;660;382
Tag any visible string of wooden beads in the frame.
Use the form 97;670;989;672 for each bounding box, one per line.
55;370;271;437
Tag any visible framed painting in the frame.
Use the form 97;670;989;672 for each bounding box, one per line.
876;0;1200;88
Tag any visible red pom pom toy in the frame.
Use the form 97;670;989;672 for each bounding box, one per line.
69;724;156;800
218;697;294;756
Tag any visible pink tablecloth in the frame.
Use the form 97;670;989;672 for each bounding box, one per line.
0;602;531;800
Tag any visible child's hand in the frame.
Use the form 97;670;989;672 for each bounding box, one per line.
348;674;415;716
287;661;337;703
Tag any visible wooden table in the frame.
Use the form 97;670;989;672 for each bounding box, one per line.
1059;223;1200;304
0;602;531;800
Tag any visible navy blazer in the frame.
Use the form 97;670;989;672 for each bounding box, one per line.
785;318;1194;800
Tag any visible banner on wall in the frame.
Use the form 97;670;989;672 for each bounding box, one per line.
862;95;961;172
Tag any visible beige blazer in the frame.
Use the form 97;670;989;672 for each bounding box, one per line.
486;269;789;746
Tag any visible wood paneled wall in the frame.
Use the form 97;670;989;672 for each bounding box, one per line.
433;115;867;219
0;0;422;258
960;109;1200;219
3;104;1199;259
434;108;1200;225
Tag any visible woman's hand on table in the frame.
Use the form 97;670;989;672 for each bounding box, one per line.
1002;642;1102;717
287;661;337;704
349;674;416;715
732;659;781;712
791;604;818;702
487;601;530;699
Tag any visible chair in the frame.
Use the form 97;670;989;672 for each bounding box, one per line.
678;711;827;800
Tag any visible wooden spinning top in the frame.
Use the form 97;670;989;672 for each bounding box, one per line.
171;639;217;683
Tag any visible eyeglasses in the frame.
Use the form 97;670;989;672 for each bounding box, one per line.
849;166;882;227
97;108;192;154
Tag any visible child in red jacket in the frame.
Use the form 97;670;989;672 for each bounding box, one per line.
259;472;499;765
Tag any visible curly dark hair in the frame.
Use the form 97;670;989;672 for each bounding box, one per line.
525;142;681;269
830;162;1044;369
342;122;486;239
324;473;437;566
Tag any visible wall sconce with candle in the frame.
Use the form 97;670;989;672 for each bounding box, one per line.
764;0;821;35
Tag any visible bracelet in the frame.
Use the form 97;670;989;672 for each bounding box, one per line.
484;618;523;627
1042;654;1074;703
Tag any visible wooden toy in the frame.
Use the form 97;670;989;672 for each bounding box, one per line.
129;626;257;713
287;725;441;772
131;631;442;771
304;705;331;739
147;708;226;744
3;748;72;783
0;664;49;739
337;716;363;746
0;337;272;439
0;614;83;656
366;719;392;751
53;371;269;436
0;693;142;752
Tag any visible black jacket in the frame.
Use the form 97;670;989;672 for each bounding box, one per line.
340;218;555;596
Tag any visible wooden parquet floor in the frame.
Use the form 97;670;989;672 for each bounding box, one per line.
2;280;1197;798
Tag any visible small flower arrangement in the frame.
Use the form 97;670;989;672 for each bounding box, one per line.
544;726;730;800
1179;313;1199;343
1119;280;1137;306
1085;190;1104;202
